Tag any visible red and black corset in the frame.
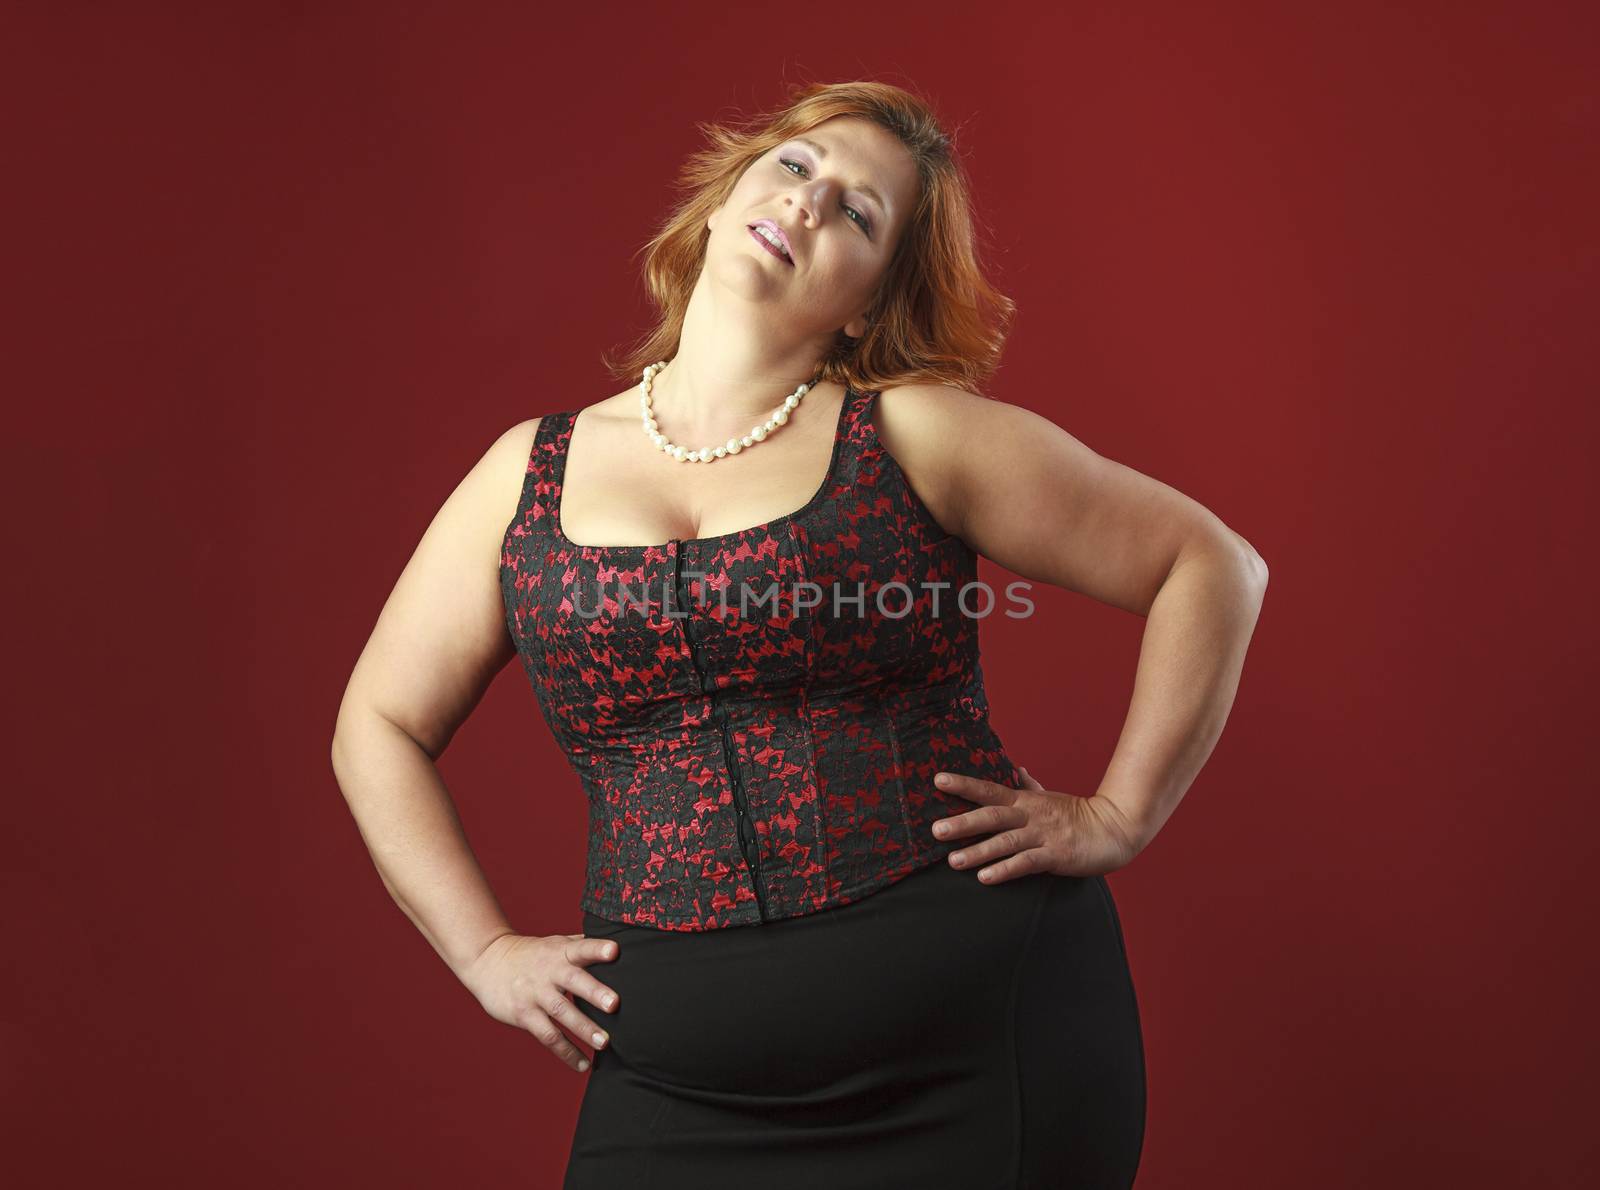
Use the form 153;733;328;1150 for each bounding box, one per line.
498;385;1023;931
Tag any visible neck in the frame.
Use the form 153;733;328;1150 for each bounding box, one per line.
655;273;833;434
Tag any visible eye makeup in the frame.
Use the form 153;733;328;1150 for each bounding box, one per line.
777;140;884;237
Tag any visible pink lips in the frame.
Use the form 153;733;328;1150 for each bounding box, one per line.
747;223;793;265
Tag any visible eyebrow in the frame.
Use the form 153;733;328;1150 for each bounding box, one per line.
790;137;889;218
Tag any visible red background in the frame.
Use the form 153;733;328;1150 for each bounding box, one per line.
8;2;1596;1186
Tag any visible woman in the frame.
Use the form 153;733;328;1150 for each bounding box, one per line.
332;80;1268;1189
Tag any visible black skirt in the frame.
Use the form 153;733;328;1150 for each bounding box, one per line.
566;856;1147;1189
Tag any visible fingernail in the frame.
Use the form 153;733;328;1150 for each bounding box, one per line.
578;1059;589;1071
592;1031;607;1046
950;852;965;866
933;822;948;837
605;994;617;1010
936;773;951;786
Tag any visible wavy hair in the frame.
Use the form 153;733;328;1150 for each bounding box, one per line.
600;79;1016;397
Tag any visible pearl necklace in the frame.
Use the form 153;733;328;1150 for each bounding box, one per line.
638;360;817;464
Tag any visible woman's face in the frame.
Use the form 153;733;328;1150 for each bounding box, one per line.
705;115;920;340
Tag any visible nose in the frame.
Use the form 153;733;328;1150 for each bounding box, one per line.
787;178;834;226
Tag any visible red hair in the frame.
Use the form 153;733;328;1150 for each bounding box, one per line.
601;79;1016;396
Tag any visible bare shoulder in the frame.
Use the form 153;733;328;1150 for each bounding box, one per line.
873;382;1064;542
487;415;542;507
496;415;543;459
564;384;644;431
481;384;634;516
485;385;635;508
436;416;548;560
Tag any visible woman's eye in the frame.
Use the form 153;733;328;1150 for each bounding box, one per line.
778;158;872;236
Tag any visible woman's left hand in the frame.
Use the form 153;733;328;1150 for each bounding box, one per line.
930;766;1146;883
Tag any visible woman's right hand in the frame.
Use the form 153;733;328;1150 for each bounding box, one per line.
460;933;621;1073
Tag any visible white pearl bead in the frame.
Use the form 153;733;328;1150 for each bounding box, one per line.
639;362;817;464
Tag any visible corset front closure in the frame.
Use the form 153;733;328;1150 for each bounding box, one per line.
499;387;1023;931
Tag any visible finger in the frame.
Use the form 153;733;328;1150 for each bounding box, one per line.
521;1003;594;1073
930;813;969;841
931;804;1025;842
947;827;1028;873
1016;765;1046;791
566;937;620;966
934;771;1016;804
562;965;621;1017
546;974;615;1052
543;984;612;1056
969;847;1042;886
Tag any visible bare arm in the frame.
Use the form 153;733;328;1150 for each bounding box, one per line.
329;416;625;1075
874;384;1269;852
329;418;535;978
